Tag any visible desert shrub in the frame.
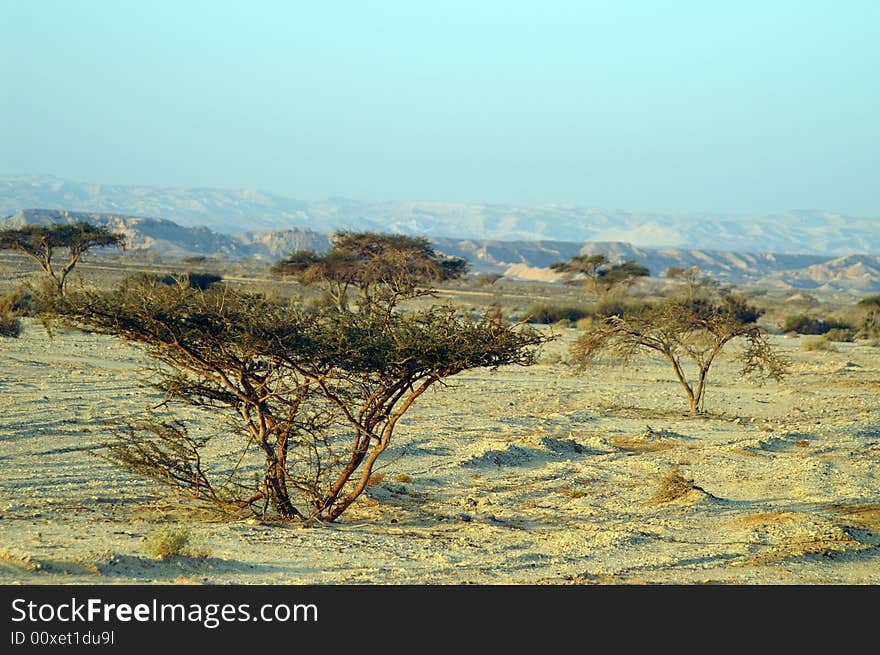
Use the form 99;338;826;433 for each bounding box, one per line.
122;271;223;291
783;314;852;335
144;527;190;560
525;303;591;324
824;327;855;342
802;336;835;352
0;286;38;316
144;526;209;560
591;298;652;319
0;312;21;338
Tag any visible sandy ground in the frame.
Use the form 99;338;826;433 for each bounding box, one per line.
1;318;878;585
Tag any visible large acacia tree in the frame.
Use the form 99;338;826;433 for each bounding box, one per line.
271;231;468;315
60;275;546;522
0;221;126;295
572;293;788;413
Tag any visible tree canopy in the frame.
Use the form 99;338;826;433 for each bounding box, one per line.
58;271;546;522
0;222;126;295
572;293;787;413
550;253;649;298
272;231;467;314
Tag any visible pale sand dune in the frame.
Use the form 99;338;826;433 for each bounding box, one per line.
1;320;878;584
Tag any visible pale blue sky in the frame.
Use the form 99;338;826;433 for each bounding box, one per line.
1;0;878;214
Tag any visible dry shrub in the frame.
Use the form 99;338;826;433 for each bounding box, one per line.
367;472;387;486
802;335;835;352
144;526;210;560
394;474;413;483
0;312;21;338
650;468;701;504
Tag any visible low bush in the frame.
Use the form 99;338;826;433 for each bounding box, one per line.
0;312;21;338
525;303;591;324
783;314;852;335
802;336;835;352
144;527;198;560
122;271;223;291
824;327;855;342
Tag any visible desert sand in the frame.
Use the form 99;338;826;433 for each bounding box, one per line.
1;317;878;584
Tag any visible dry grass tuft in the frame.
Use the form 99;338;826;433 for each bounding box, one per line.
650;468;705;504
143;526;210;560
611;436;674;452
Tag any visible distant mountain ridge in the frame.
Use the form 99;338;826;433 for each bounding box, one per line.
2;175;879;256
4;208;880;293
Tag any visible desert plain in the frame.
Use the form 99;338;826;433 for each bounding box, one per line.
1;272;878;585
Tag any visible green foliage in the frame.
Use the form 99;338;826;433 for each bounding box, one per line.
272;231;468;313
0;222;125;295
682;293;763;325
782;314;852;335
550;253;650;297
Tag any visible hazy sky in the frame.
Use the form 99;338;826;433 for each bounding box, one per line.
2;1;878;215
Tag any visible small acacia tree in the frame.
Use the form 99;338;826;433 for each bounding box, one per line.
571;292;788;413
271;231;467;315
550;253;649;299
60;275;547;522
0;222;126;295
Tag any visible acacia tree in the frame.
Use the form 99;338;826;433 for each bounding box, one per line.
60;277;546;522
665;266;720;301
550;253;649;299
571;294;788;413
0;222;126;295
271;231;468;316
